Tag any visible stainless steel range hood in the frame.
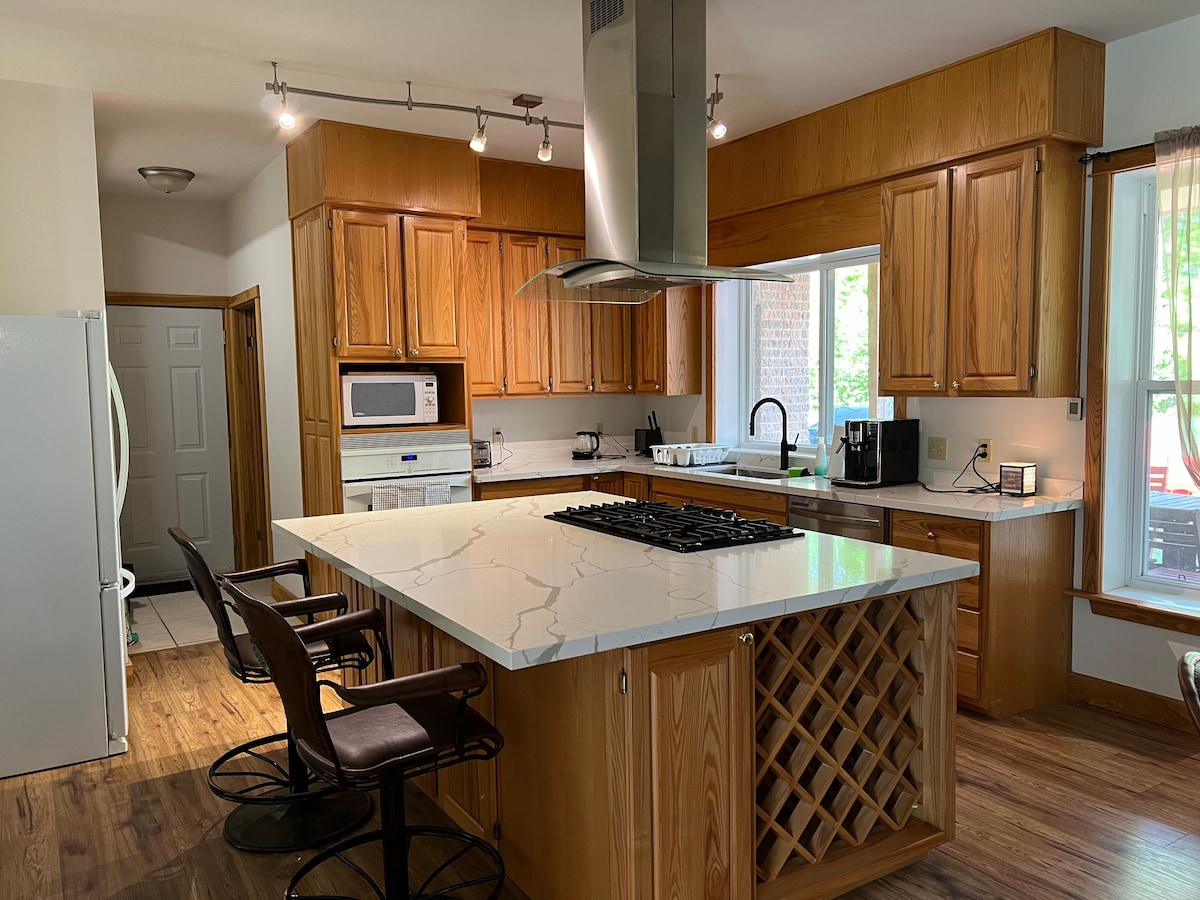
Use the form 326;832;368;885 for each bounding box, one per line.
517;0;790;304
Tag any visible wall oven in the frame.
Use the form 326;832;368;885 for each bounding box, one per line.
341;372;439;427
340;430;472;512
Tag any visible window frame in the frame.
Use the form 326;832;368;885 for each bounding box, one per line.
735;246;882;452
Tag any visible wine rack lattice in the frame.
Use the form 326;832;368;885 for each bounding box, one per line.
753;593;924;882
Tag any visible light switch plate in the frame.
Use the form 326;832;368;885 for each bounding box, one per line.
928;436;948;461
1067;397;1083;421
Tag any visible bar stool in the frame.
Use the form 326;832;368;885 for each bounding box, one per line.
226;582;506;899
1179;650;1200;734
168;527;380;853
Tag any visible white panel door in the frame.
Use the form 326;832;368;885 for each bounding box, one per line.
107;306;235;580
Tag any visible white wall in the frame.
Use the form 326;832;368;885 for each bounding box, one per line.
1072;13;1200;699
99;193;229;295
225;153;303;577
0;79;105;315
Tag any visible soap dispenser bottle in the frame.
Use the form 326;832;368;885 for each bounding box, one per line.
815;438;828;476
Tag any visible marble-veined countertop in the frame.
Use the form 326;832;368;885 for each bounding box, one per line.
474;452;1083;522
274;491;979;670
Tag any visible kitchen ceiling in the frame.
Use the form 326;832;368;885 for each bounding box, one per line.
0;0;1194;200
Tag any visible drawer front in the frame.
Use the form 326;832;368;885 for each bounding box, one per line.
956;578;981;610
650;477;788;516
476;476;583;500
957;650;981;700
890;510;982;561
957;607;981;652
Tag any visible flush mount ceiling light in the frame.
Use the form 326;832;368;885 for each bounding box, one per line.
707;73;727;140
137;166;195;194
469;106;488;153
537;117;553;162
262;65;582;161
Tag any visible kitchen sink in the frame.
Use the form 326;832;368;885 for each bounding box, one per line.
708;466;792;481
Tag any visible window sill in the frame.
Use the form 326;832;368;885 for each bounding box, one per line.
1071;587;1200;636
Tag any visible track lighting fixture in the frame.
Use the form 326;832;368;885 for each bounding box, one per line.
262;65;583;158
469;107;488;153
706;73;727;140
537;117;553;162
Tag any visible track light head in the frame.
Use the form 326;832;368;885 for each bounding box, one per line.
707;117;727;140
278;81;295;130
469;106;488;152
706;73;727;140
537;117;553;162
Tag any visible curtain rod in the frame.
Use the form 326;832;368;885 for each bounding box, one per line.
1078;142;1154;165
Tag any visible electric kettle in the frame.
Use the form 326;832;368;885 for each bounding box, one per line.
572;431;601;460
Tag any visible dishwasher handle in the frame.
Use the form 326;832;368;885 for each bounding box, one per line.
793;511;884;528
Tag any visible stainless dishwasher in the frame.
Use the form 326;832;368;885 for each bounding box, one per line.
789;496;889;543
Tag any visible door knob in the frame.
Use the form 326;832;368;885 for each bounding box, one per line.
739;632;754;644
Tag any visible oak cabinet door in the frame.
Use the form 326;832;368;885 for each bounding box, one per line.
634;293;666;394
501;234;552;395
548;238;592;393
403;216;466;358
330;209;404;358
880;170;951;395
632;628;754;900
949;148;1037;394
464;230;506;396
592;303;634;393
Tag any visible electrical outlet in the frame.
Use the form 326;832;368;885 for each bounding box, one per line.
927;436;948;461
978;438;992;460
690;425;700;442
595;422;604;435
492;428;503;445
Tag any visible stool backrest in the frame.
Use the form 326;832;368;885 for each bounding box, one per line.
226;583;339;780
167;526;247;678
1179;650;1200;735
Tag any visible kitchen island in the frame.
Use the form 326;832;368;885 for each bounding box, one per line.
275;492;978;899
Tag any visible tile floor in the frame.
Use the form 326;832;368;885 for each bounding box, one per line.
127;578;277;653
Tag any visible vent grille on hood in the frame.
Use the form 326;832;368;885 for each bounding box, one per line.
590;0;624;33
518;0;791;304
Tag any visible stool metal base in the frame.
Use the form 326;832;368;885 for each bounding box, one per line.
286;825;505;899
223;789;374;854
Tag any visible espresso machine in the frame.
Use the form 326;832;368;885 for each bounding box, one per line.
833;419;920;488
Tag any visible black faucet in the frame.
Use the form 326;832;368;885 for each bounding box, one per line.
749;397;797;471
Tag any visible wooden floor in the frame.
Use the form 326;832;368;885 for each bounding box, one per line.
4;643;1200;899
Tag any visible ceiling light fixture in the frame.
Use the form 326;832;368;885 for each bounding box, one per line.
262;65;583;152
469;106;488;153
538;117;554;162
138;167;195;194
706;73;727;140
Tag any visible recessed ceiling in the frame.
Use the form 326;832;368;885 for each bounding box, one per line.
0;0;1195;200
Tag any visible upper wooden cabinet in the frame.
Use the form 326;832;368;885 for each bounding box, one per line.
464;230;505;396
635;286;704;396
591;304;633;394
403;216;467;358
330;209;466;360
501;233;552;395
287;121;480;219
879;143;1083;398
331;209;404;359
547;238;592;394
475;160;585;235
879;170;950;394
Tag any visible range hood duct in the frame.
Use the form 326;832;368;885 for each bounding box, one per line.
517;0;790;304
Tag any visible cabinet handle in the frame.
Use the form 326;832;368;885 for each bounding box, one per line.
588;380;594;392
932;380;941;390
411;349;419;357
655;383;661;391
395;348;403;356
627;384;633;391
739;632;754;644
927;531;936;540
952;380;960;390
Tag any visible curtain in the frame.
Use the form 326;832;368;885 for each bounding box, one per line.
1156;126;1200;487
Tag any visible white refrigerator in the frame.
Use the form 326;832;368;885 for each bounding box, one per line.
0;310;131;778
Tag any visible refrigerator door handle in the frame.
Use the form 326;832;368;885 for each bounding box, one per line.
108;361;129;516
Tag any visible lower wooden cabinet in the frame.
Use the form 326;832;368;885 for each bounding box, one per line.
474;472;624;500
649;475;789;525
623;473;649;500
888;508;1073;717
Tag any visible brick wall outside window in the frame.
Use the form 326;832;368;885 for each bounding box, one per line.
750;277;816;443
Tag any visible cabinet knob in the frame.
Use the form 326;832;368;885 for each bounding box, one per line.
395;348;403;356
952;380;960;390
927;531;936;540
411;349;419;357
739;632;754;644
627;384;633;391
655;383;661;391
932;380;941;390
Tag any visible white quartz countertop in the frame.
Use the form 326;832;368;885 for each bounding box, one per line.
274;491;979;671
474;454;1082;522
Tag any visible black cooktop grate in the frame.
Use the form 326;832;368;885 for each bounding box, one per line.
545;500;804;553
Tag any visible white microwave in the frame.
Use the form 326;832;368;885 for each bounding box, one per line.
341;373;438;427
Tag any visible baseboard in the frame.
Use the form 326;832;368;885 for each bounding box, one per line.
1067;672;1196;733
270;579;298;602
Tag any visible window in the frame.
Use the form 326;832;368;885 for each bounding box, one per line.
1129;177;1200;592
738;248;893;448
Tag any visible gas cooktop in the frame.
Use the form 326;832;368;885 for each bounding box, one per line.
546;500;804;553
